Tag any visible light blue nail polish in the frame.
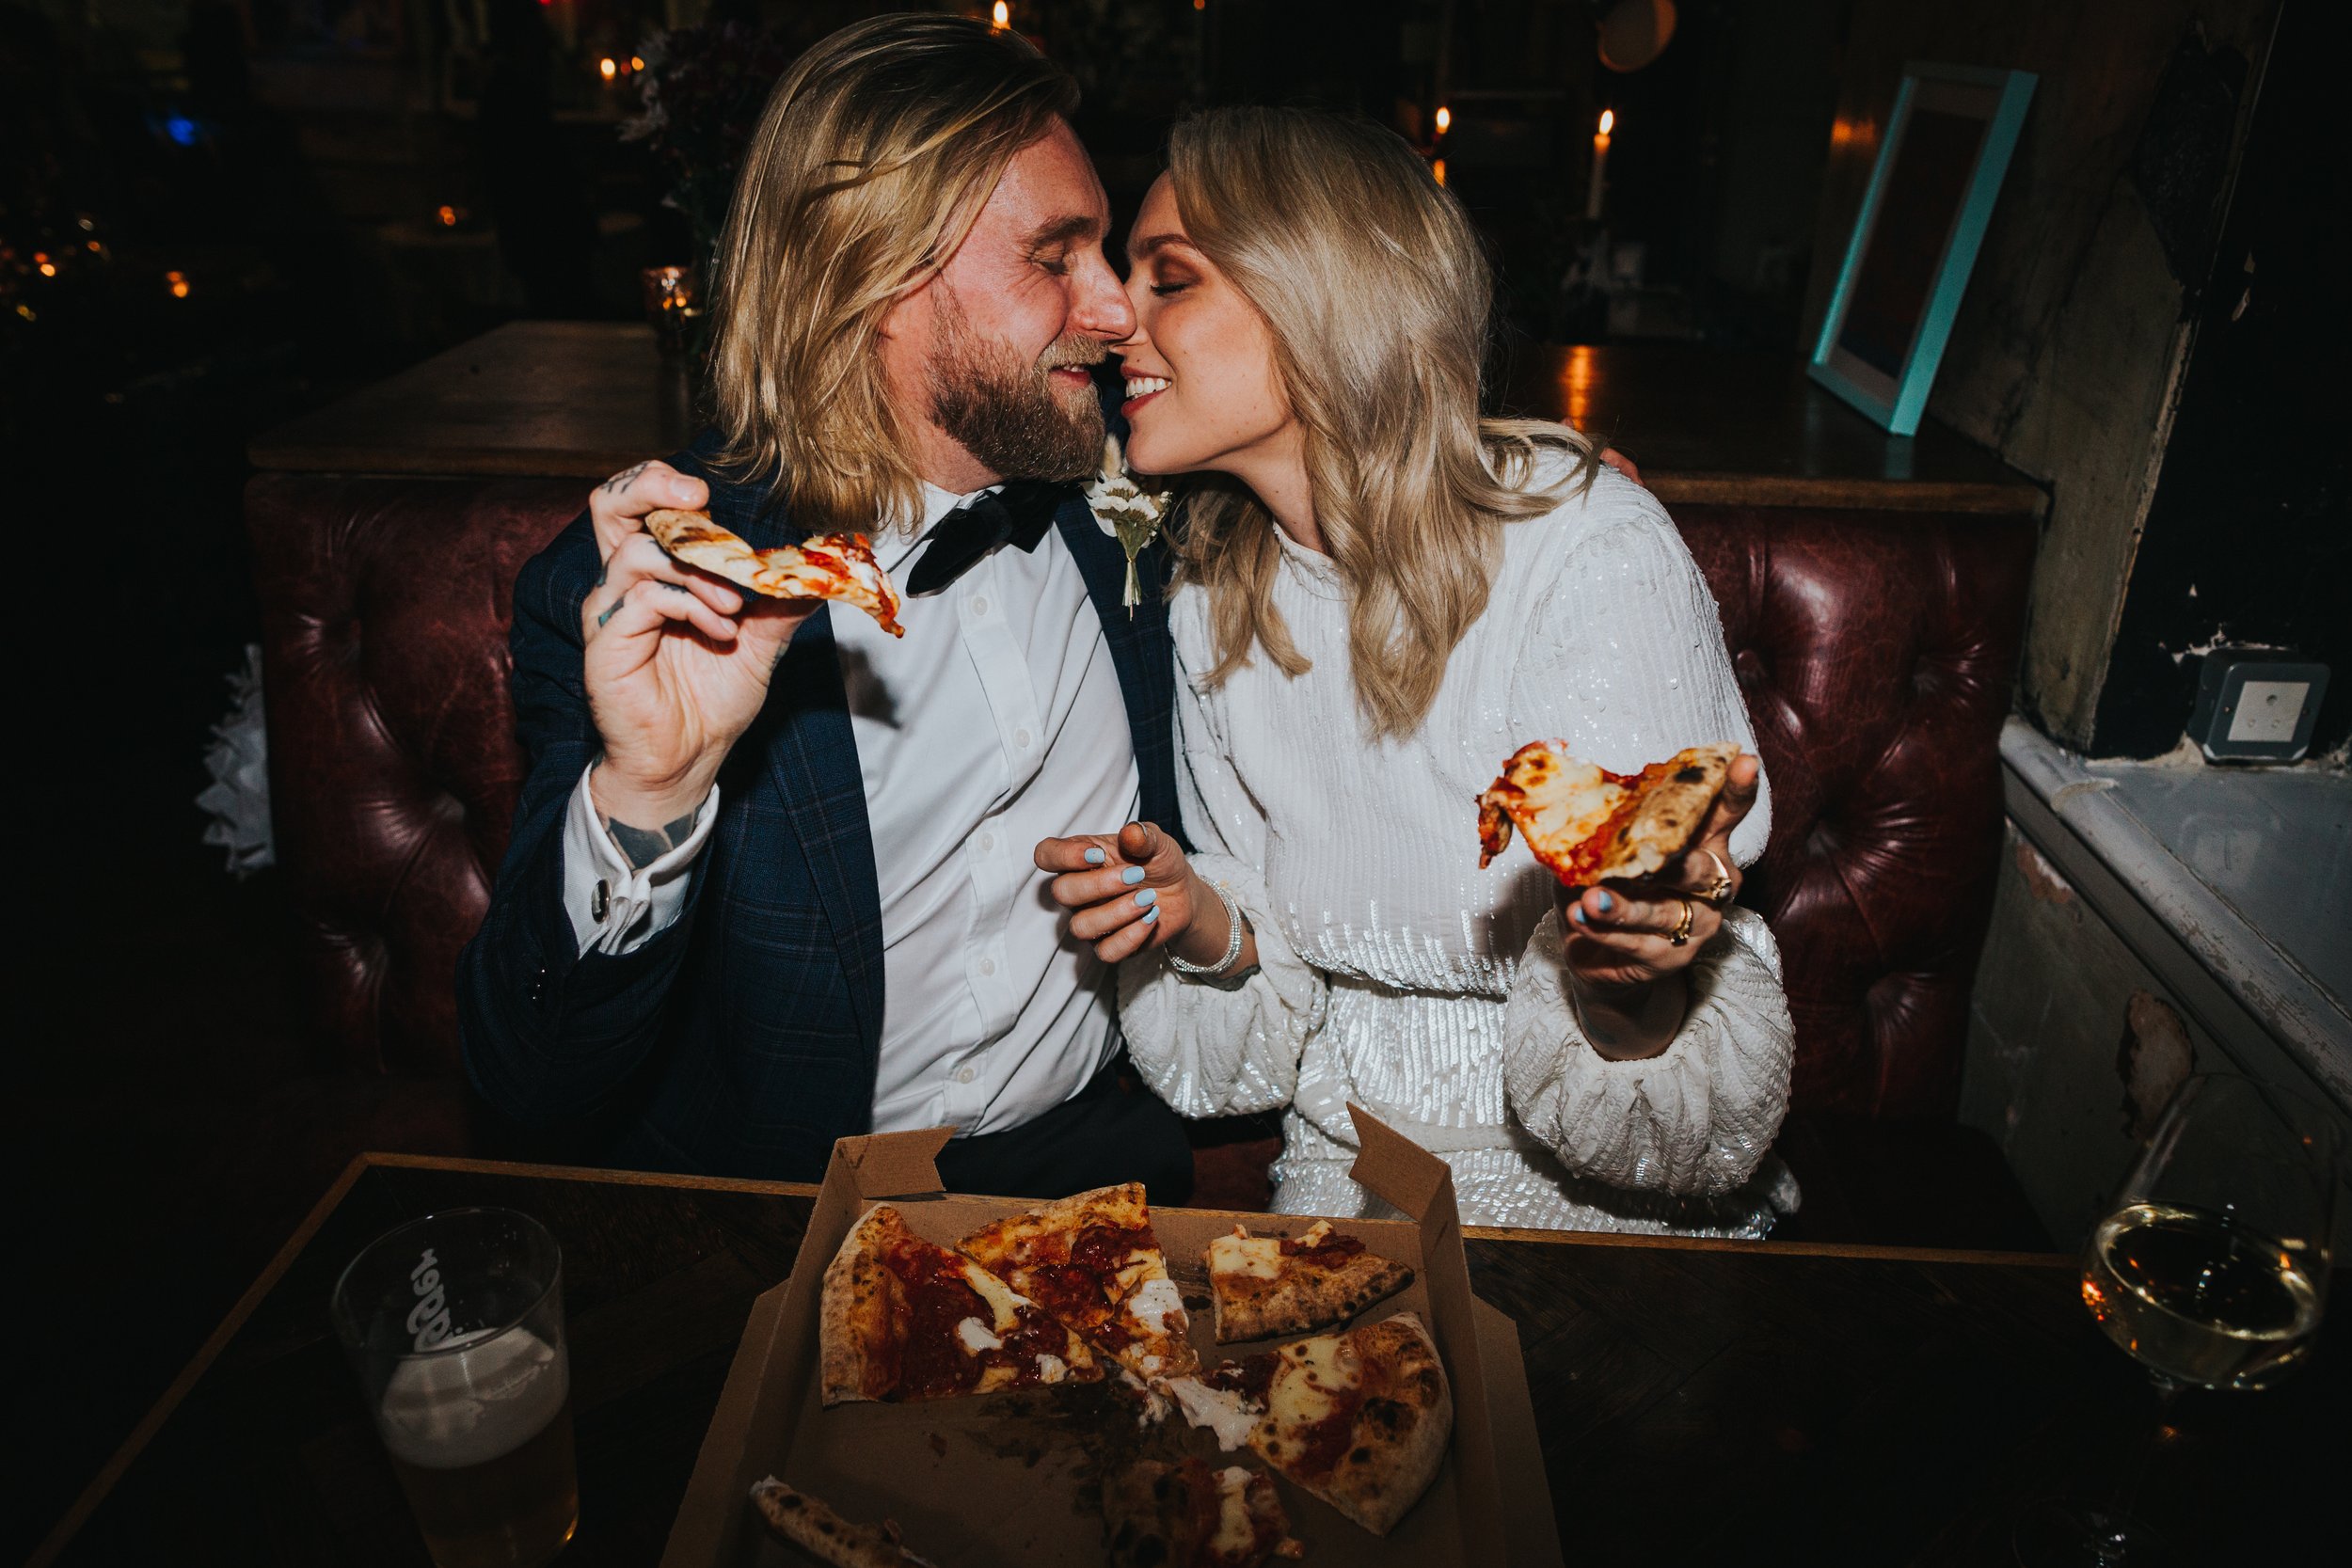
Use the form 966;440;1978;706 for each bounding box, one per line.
1135;888;1158;909
1141;906;1159;924
1121;865;1146;885
1084;847;1105;865
1595;890;1615;912
1572;906;1587;925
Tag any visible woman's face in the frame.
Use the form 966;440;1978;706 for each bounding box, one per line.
1115;175;1295;479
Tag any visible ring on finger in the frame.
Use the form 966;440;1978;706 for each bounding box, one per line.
1667;897;1695;947
1696;848;1734;906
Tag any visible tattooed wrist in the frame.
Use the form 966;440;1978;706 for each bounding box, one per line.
604;807;702;871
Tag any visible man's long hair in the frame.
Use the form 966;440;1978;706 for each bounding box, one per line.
1166;107;1600;739
708;14;1078;530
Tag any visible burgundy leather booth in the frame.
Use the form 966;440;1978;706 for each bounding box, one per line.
246;472;2036;1124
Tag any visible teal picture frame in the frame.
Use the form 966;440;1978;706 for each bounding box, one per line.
1809;62;2037;436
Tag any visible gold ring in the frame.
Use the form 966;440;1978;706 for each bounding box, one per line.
1668;898;1695;947
1697;848;1735;906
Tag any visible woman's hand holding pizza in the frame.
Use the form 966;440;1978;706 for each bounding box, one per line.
1034;822;1259;974
580;461;816;830
1559;752;1759;1053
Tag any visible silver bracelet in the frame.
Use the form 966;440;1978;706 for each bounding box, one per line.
1167;878;1248;977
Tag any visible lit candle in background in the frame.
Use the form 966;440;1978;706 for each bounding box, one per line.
1434;103;1451;139
992;2;1010;31
598;56;618;83
1585;108;1613;221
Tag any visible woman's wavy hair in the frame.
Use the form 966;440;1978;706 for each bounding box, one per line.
1165;106;1599;738
708;14;1078;530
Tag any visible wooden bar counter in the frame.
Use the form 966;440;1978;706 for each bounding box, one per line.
252;323;2043;515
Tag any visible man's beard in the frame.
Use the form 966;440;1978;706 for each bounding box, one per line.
926;295;1106;482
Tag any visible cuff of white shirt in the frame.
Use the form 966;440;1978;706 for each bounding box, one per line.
561;764;719;957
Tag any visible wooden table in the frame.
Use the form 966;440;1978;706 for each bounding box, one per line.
37;1157;2340;1566
249;324;2042;516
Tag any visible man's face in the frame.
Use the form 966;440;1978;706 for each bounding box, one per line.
882;119;1136;483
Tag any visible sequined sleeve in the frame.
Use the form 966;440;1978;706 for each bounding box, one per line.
1117;663;1328;1118
1502;906;1794;1196
1497;501;1794;1194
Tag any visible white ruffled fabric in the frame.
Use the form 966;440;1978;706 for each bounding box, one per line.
1119;465;1799;1234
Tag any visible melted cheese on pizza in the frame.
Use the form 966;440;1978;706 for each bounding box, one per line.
1208;1231;1286;1280
1208;1468;1260;1557
959;1261;1028;1334
1265;1334;1359;1430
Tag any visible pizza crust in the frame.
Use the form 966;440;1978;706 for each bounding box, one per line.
1593;742;1738;881
819;1206;907;1406
748;1477;938;1568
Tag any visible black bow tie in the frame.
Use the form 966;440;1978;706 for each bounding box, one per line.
904;480;1075;596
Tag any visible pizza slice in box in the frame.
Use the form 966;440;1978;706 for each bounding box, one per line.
818;1204;1101;1404
1184;1313;1453;1537
1476;739;1739;887
1206;1220;1414;1343
956;1182;1199;1383
1102;1457;1303;1568
644;507;905;637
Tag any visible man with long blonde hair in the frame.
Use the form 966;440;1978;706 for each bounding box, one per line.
457;14;1193;1198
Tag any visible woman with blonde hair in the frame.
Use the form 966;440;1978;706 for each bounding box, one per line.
1037;107;1799;1233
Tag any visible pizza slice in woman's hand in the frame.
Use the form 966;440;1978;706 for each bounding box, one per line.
1206;1221;1414;1342
644;507;905;637
1476;739;1739;887
818;1205;1101;1404
956;1182;1199;1383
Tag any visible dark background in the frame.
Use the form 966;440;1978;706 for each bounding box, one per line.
3;1;2340;1559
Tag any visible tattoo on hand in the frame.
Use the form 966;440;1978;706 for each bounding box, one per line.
605;809;702;870
598;461;652;497
596;590;626;628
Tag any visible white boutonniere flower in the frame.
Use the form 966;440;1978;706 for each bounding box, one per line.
1083;434;1173;615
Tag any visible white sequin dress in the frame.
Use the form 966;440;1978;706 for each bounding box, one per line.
1119;466;1800;1234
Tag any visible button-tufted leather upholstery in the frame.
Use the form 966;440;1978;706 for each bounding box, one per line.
246;478;2033;1118
1674;504;2037;1117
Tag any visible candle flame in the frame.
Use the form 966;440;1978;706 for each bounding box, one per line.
437;204;459;227
166;270;190;298
1434;105;1451;136
35;253;56;277
631;55;645;71
993;1;1010;28
598;57;618;81
1598;109;1615;135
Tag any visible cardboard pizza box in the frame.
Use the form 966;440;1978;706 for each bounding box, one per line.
660;1105;1563;1568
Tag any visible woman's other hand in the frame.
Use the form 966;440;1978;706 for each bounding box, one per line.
1037;822;1251;971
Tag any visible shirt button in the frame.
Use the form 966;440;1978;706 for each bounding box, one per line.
970;594;989;616
1014;727;1032;748
957;1067;977;1085
977;832;994;852
977;957;996;976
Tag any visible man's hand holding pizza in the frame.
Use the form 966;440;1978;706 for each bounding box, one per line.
580;461;817;836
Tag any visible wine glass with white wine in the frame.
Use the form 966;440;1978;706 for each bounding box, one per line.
2015;1072;2338;1565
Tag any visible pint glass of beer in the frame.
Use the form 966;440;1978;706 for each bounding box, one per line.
331;1208;579;1568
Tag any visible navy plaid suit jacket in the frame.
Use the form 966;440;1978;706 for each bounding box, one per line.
456;431;1185;1180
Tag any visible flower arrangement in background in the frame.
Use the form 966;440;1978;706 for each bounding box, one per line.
621;23;803;271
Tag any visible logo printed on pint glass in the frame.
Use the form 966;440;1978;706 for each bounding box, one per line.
406;1248;453;1349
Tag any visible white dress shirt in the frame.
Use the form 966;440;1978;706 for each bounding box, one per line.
563;482;1141;1136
